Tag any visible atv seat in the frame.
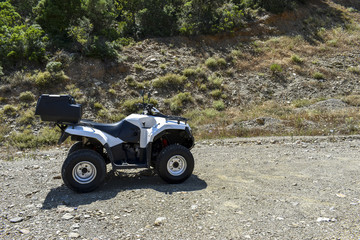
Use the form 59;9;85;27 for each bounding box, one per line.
80;120;140;143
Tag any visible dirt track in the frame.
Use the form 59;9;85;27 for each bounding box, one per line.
1;136;360;239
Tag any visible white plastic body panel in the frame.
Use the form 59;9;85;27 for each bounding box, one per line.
65;125;123;147
64;114;191;149
125;114;190;148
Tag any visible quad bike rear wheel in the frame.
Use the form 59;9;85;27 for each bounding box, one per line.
62;149;106;193
156;144;194;183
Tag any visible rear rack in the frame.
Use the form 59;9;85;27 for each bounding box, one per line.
165;115;188;124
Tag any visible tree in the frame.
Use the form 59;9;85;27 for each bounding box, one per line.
35;0;82;39
0;1;47;67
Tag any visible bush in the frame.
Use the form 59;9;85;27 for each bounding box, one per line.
134;0;180;37
0;2;48;67
214;2;244;33
179;0;244;35
125;75;144;89
208;76;223;89
153;73;186;89
313;72;324;80
34;70;69;88
231;50;243;59
0;125;9;144
122;97;158;115
270;63;283;73
9;127;60;149
210;89;222;99
2;104;17;116
166;92;194;113
19;91;35;102
35;0;82;38
291;54;303;64
17;110;35;125
46;61;62;72
205;57;227;69
183;68;197;77
133;63;145;72
108;89;116;95
213;100;225;111
94;102;104;110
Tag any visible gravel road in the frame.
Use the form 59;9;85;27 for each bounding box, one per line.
1;136;360;239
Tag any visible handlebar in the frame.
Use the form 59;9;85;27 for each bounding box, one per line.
136;103;188;124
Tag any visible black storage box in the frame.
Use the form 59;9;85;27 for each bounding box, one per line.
35;94;82;123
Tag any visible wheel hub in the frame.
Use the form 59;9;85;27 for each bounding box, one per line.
72;161;97;184
167;155;187;176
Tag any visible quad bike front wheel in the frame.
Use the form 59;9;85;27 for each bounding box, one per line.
156;144;194;183
62;149;106;193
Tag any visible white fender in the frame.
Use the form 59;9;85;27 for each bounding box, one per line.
65;125;123;148
148;118;189;143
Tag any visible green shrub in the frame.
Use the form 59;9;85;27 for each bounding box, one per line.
291;54;303;64
213;100;225;111
185;108;221;126
134;63;145;72
109;113;126;122
231;50;243;58
166;92;194;113
94;102;104;110
108;88;116;95
179;1;243;35
195;67;207;79
97;109;125;122
122;97;158;115
9;127;60;149
19;91;35;102
35;0;82;38
0;125;9;144
46;61;62;72
292;99;313;108
67;16;93;51
125;75;144;89
208;76;223;89
205;57;227;69
270;63;283;73
217;58;227;67
214;2;244;33
210;89;222;99
200;84;207;91
183;68;197;77
153;73;186;89
205;58;217;68
17;110;35;125
34;70;69;88
313;72;324;80
97;109;109;119
0;2;48;66
3;104;17;116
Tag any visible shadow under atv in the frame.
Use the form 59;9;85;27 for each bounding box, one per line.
41;172;207;210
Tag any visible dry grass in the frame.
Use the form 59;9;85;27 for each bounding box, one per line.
188;97;360;139
232;3;360;78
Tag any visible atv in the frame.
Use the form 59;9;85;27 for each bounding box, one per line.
35;92;195;193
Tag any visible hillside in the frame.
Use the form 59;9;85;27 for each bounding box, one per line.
1;0;360;149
